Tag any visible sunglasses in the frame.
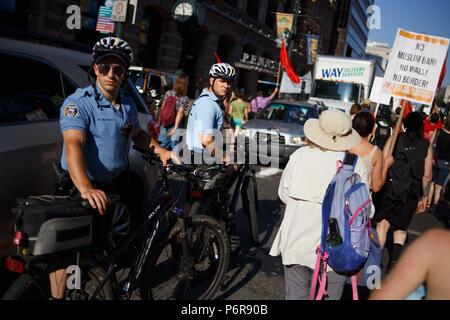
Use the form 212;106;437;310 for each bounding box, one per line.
98;64;126;77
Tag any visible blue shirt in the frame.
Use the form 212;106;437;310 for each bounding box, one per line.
60;84;139;182
186;89;224;152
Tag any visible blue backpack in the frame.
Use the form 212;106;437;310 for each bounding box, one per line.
310;153;372;300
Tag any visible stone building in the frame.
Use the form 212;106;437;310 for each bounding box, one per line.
0;0;343;97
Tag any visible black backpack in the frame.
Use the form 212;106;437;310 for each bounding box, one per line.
372;122;392;150
385;133;429;202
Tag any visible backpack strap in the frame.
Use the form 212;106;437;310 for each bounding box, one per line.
432;129;441;158
343;153;358;171
192;93;224;110
351;274;359;300
310;245;330;300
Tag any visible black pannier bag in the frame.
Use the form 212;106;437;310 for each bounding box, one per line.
11;195;95;256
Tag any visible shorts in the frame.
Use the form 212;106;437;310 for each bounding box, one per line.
231;117;243;128
373;190;419;231
433;159;450;186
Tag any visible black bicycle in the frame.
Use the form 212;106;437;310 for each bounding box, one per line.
187;139;260;250
2;146;230;300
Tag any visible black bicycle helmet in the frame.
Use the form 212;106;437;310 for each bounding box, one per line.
378;106;392;118
92;36;134;68
209;63;237;81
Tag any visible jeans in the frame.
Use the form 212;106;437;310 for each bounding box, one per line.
158;125;180;150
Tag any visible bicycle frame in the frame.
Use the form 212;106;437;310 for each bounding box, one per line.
90;165;179;300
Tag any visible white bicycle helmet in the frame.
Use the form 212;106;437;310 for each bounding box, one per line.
92;36;134;68
209;63;237;81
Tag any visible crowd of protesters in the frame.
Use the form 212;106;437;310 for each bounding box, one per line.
147;71;449;300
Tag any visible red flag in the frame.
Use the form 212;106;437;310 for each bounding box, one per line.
214;52;221;63
280;40;300;84
437;51;447;89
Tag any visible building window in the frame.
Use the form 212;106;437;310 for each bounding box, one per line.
224;0;238;6
246;0;259;20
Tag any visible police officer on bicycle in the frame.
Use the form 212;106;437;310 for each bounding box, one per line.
51;37;175;299
184;63;237;165
60;36;174;215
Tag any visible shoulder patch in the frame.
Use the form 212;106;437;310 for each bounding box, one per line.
63;104;79;118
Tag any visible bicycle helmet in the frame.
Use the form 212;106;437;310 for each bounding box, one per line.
209;63;237;81
378;106;392;118
92;36;134;68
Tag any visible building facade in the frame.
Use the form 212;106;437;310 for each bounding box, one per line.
1;0;348;97
328;0;374;58
365;40;391;71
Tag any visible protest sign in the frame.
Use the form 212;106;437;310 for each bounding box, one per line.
384;28;449;106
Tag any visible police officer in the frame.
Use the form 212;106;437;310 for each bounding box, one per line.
60;36;174;215
184;63;237;164
50;37;174;299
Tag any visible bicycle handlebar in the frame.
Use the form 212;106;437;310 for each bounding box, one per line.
132;145;224;181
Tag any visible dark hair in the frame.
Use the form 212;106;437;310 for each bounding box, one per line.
352;111;375;138
430;113;440;124
236;91;246;99
403;112;424;140
350;103;362;115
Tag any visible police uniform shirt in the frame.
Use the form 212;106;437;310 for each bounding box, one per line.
60;83;140;183
186;89;224;153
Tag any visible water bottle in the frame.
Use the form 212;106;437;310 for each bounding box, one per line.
326;218;343;246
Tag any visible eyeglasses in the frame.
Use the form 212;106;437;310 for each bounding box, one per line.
98;64;126;77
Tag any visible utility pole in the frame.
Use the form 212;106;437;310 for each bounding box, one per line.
115;22;124;38
287;0;301;59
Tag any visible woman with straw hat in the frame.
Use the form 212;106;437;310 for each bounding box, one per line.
269;109;372;300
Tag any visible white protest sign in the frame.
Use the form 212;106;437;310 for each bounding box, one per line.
111;0;128;22
280;71;311;94
383;28;449;106
370;76;391;105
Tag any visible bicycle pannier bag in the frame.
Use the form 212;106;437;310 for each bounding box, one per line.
11;196;94;256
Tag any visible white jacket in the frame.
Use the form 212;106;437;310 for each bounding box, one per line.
269;146;372;269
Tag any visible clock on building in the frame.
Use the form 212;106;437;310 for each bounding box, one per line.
172;0;196;23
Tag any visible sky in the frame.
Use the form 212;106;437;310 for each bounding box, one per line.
368;0;450;89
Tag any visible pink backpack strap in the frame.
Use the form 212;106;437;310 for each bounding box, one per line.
351;274;359;300
310;245;329;300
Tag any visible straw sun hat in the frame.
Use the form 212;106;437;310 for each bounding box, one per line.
304;110;362;151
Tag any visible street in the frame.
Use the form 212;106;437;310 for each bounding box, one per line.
0;164;446;300
211;165;446;300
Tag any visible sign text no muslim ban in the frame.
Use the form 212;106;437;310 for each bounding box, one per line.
384;28;449;106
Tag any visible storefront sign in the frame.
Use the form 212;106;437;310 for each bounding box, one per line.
236;53;278;75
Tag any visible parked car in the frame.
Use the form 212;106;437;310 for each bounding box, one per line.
239;99;324;165
0;37;157;258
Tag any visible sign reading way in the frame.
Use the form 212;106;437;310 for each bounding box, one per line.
384;28;449;106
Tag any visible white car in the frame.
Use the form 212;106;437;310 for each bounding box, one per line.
0;37;157;257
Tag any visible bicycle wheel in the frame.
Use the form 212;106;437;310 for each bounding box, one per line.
242;174;260;245
2;251;114;300
140;215;230;300
1;274;50;300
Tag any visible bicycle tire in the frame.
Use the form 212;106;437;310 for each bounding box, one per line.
1;252;114;300
242;174;260;245
1;274;50;300
140;215;230;300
